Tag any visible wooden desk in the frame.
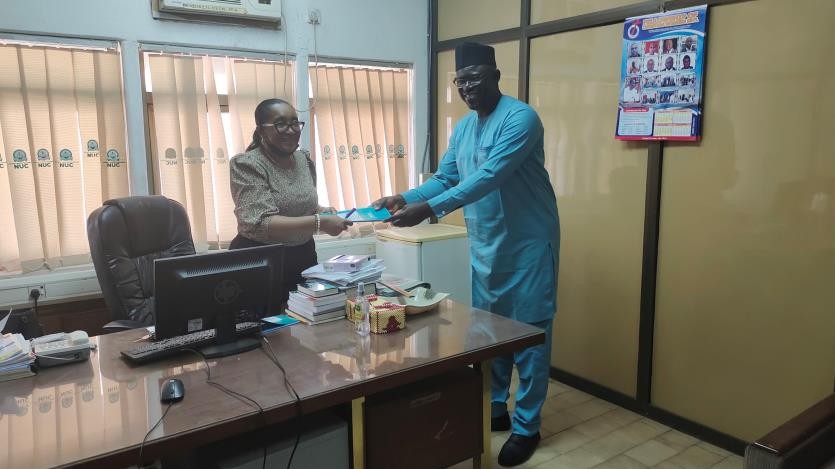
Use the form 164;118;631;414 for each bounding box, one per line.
0;300;544;469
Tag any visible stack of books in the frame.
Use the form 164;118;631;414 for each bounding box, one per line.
286;279;348;325
0;333;36;382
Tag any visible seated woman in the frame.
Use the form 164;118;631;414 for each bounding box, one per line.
230;98;352;309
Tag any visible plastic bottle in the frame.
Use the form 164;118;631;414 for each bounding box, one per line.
356;282;370;336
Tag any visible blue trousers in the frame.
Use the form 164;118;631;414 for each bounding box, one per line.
491;318;553;437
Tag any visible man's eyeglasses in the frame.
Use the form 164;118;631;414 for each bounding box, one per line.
261;121;306;132
452;76;486;89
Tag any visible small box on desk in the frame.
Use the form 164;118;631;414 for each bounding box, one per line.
364;367;482;469
346;295;406;334
323;254;372;272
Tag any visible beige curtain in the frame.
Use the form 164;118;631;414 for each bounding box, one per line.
310;65;411;210
147;53;293;249
0;44;127;274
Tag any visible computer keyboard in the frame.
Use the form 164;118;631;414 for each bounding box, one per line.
121;322;261;365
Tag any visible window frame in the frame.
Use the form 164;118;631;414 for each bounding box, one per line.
0;33;117;52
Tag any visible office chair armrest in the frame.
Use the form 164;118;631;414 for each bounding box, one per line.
102;319;147;331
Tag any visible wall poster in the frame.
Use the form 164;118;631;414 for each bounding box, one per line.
616;5;708;141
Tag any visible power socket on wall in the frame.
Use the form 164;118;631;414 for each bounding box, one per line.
28;285;45;300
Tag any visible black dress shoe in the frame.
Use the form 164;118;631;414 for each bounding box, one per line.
498;432;541;467
491;412;511;431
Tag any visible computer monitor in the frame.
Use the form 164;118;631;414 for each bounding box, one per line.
153;244;284;357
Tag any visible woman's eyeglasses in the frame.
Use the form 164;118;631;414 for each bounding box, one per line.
261;121;306;132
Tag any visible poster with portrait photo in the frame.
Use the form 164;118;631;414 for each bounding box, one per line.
617;5;708;141
679;35;698;52
678;72;696;87
621;77;642;105
658;89;676;104
643;40;660;56
661;37;679;55
627;58;642;75
660;73;677;88
643;56;658;74
642;73;661;89
676;87;697;104
628;41;643;58
660;54;678;72
680;52;696;71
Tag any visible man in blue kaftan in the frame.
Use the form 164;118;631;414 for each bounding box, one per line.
374;42;559;467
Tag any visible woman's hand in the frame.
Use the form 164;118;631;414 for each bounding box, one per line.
319;206;337;214
320;215;353;236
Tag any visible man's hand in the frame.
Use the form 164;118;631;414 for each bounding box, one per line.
372;194;406;212
385;201;434;227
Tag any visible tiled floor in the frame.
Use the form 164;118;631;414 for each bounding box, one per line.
449;378;744;469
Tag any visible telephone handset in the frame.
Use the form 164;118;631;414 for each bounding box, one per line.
32;331;91;367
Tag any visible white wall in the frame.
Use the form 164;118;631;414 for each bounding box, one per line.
0;0;429;194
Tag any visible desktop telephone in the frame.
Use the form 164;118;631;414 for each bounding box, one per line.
32;331;92;368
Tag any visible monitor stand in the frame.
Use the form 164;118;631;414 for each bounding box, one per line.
200;336;261;359
200;310;262;358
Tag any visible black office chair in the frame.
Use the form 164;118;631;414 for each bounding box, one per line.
87;195;196;332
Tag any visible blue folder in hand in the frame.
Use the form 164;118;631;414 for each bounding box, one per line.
336;206;391;222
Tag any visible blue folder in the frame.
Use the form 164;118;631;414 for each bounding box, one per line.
336;206;392;222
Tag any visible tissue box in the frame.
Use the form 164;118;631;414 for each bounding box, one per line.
346;295;406;334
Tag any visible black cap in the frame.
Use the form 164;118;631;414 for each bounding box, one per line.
455;42;496;71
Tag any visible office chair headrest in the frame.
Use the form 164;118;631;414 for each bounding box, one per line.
102;196;191;257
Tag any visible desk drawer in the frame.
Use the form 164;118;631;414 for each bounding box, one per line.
365;367;481;469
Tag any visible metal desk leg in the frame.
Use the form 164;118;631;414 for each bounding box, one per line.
474;360;492;469
351;397;365;469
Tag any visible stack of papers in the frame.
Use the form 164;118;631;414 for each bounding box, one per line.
0;333;35;382
302;258;385;286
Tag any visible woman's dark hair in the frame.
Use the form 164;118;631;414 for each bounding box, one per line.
245;98;293;152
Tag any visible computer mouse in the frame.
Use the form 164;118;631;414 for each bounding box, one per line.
160;378;185;403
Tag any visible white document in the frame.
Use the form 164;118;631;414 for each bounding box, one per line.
0;311;10;333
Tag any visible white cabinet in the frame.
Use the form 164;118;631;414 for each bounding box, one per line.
315;237;376;262
375;224;471;306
